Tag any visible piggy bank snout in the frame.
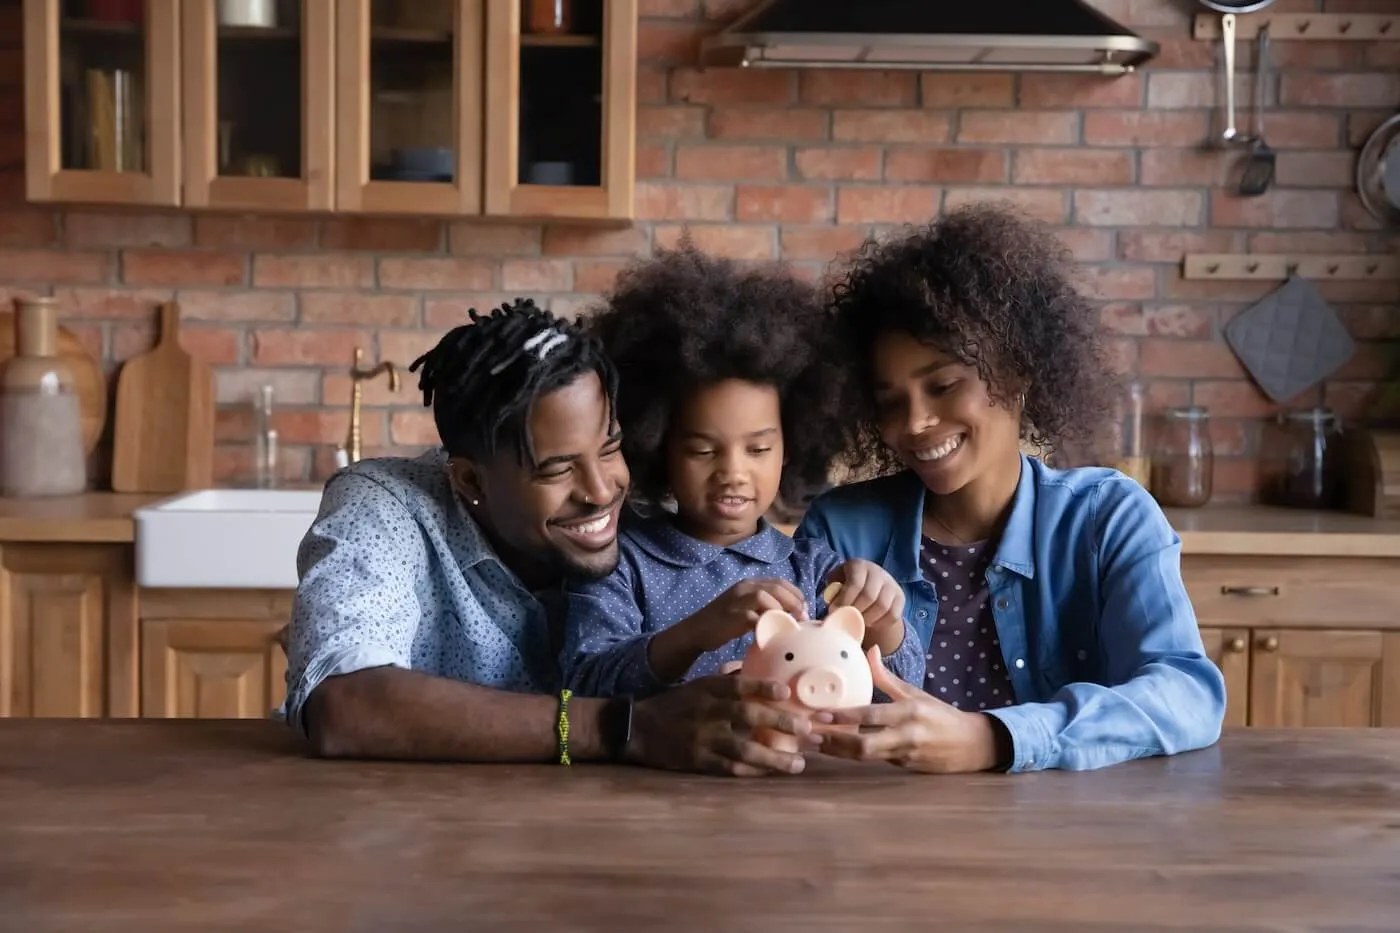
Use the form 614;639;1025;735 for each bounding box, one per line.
794;667;848;706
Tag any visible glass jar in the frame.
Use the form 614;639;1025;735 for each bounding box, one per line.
1151;406;1213;508
523;0;572;33
1110;379;1150;487
1261;407;1342;510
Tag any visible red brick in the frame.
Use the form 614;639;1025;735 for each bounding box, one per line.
177;290;296;322
0;208;56;247
271;409;387;447
1210;191;1340;229
124;250;245;287
65;211;190;248
377;257;493;291
886;149;1005;184
572;261;630;295
1100;303;1146;336
920;74;1014;108
253;254;374;289
215;406;253;443
836;187;940;225
1272;40;1366;70
216;369;321;406
1146;34;1215;69
639;0;696;18
1144;305;1214;340
1273;151;1356;188
193;215;317;250
1078;266;1157;301
833;110;951;144
423;294;540;330
1249;232;1372;254
300;292;420;327
1316;278;1400;305
0;249;109;284
958;111;1077;145
543;226;650;257
943;187;1067;224
320;218;443;252
1052;229;1114;263
1083;111;1206;146
674;144;788;181
1075;190;1204;227
1140;339;1246;379
795;147;882;182
1090;0;1189;27
1160;276;1279;303
501;259;573;292
1323;381;1400;421
671;68;795;105
802;71;916;107
1337;306;1400;341
635;183;732;221
1103;337;1138;376
1342;191;1384;232
636;67;669;104
709;107;828;140
1020;74;1143;109
1192;380;1278;418
1332;342;1393;381
1280;73;1400;108
636;21;696;64
378;330;440;370
548;296;598;320
1138;149;1231;186
1013;150;1131;185
654;225;776;260
780;226;870;262
323;370;414;408
448;222;541;256
1207;419;1252;458
253;328;375;366
390;410;441;446
1146;73;1260;110
1366;42;1400;70
637;105;707;138
52;287;172;321
636;143;672;178
701;0;748;16
112;324;241;365
736;185;833;224
1118;231;1243;262
1264;112;1344;149
213;444;315;486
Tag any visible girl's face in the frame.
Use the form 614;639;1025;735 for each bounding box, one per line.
665;378;785;546
869;331;1023;497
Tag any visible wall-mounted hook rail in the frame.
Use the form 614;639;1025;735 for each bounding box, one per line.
1182;253;1400;281
1194;13;1397;40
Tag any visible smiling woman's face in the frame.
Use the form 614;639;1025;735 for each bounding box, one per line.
869;331;1023;496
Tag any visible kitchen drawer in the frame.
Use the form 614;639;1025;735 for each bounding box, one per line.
1181;556;1400;628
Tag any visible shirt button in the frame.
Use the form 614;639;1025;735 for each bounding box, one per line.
916;609;928;620
1077;649;1088;660
1014;658;1025;669
996;598;1009;610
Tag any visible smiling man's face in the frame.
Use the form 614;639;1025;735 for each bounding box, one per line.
452;371;631;585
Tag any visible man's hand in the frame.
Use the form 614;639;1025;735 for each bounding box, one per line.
815;649;1003;774
825;559;907;656
624;675;815;777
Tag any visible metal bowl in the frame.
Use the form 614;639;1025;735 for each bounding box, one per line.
1356;113;1400;229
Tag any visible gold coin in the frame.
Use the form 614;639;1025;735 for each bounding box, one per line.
822;581;843;604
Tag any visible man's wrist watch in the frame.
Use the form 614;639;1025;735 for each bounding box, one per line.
599;694;634;762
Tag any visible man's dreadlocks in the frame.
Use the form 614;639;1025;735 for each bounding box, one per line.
409;298;620;465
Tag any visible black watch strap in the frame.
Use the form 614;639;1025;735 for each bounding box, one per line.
601;695;634;762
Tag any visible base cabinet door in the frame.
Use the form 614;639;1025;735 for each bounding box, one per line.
1199;626;1251;728
141;618;287;719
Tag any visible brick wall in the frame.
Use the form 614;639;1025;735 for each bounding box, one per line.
1;0;1398;498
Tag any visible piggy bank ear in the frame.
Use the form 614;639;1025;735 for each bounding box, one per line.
824;605;866;644
754;609;801;649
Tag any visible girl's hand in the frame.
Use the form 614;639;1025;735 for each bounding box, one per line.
690;577;809;652
824;559;907;656
816;648;1003;774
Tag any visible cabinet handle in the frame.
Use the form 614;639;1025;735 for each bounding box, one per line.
1260;635;1280;652
1228;637;1247;653
1220;585;1280;597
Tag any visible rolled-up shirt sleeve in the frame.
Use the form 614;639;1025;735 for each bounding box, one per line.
560;560;673;699
283;473;428;736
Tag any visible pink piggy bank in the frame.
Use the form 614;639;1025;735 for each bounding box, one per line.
739;606;875;753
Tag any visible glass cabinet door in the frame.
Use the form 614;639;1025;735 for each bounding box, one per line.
484;0;636;221
24;0;180;205
335;0;484;215
181;0;335;211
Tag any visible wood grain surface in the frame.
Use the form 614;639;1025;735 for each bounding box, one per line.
2;720;1398;932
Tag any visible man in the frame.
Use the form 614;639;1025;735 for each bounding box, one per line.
284;299;812;776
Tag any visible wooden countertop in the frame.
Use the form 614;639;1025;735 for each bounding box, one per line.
1;720;1397;931
0;491;163;543
1165;505;1400;558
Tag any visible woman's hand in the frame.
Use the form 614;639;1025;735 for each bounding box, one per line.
824;559;907;656
817;649;1005;774
625;675;814;777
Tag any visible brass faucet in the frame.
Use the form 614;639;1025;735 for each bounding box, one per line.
340;347;400;465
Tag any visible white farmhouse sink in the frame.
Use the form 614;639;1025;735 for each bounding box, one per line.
135;489;326;589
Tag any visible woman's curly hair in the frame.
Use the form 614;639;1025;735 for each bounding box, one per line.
829;202;1118;471
586;238;855;508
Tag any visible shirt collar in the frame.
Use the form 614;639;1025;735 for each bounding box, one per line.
628;511;795;568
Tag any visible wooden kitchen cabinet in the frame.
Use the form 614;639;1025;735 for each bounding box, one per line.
23;0;638;219
0;543;138;718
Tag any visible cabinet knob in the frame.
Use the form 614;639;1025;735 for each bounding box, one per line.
1228;637;1246;653
1261;635;1280;652
1220;585;1280;597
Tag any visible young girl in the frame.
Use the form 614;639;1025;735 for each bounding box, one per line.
797;202;1226;774
560;242;925;699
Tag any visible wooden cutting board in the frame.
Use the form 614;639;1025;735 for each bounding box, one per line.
110;301;215;493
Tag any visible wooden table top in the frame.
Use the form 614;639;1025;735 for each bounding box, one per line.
3;720;1398;932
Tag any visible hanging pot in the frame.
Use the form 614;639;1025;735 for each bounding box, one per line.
1198;0;1278;146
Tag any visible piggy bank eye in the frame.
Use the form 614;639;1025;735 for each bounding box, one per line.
784;652;794;661
840;650;849;659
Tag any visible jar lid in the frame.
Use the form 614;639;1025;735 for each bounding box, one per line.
1164;405;1209;420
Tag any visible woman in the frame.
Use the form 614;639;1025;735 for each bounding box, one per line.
797;203;1226;774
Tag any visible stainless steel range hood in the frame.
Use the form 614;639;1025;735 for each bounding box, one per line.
699;0;1160;75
